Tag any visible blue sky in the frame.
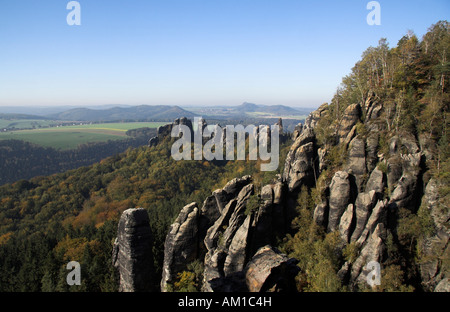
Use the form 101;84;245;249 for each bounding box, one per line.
0;0;448;108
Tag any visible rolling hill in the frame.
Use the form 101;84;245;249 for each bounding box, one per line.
48;105;195;122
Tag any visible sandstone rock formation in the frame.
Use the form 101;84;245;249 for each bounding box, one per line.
160;203;199;291
244;245;298;292
112;208;154;292
114;99;447;292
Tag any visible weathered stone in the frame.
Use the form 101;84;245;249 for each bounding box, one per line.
352;223;386;285
419;179;450;292
338;104;361;143
282;127;316;192
291;123;303;140
317;147;327;172
328;171;352;232
386;155;403;193
346;137;367;190
355;200;387;247
365;166;385;195
388;173;417;210
202;184;255;291
350;190;377;242
224;215;252;276
305;103;328;129
366;132;379;172
283;142;316;192
112;208;153;292
435;278;450;292
244;245;299;292
160;203;199;291
313;201;329;228
199;175;252;245
339;204;354;243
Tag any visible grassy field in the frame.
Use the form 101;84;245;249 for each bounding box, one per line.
0;119;57;130
0;122;167;150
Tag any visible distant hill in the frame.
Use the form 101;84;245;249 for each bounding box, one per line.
48;105;195;122
185;102;313;120
235;102;304;115
0;113;51;120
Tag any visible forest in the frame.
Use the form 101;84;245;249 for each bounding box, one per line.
0;128;155;186
0;128;289;291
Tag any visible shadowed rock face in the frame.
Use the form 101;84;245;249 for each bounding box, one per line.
112;208;153;292
245;245;298;292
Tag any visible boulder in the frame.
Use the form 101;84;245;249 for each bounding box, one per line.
245;245;299;292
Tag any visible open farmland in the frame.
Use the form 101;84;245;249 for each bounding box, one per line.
0;122;167;150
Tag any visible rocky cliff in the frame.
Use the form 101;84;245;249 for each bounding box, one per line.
113;98;449;292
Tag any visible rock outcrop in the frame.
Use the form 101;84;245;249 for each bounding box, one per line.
112;208;154;292
244;245;299;292
282;127;317;192
327;171;352;232
160;203;199;291
338;103;361;143
113;96;447;292
419;178;450;292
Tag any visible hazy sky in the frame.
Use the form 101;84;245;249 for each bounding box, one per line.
0;0;448;108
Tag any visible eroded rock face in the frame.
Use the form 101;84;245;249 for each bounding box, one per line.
305;103;329;129
160;203;199;291
419;178;450;292
338;104;361;143
112;208;153;292
346;137;367;191
160;175;253;292
113;105;442;293
282;127;317;192
202;184;254;291
328;171;352;232
245;245;299;292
